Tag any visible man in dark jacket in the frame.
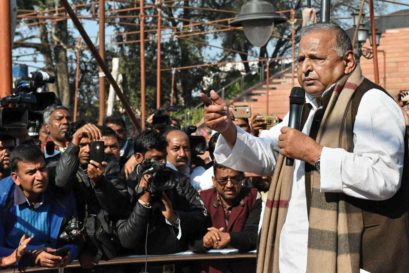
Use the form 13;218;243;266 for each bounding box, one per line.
54;123;129;266
116;129;208;255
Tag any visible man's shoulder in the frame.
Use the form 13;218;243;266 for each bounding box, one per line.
199;188;217;206
238;187;259;206
0;176;15;199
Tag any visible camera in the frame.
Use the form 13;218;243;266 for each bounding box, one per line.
0;71;57;138
136;159;176;194
230;105;251;119
59;217;84;243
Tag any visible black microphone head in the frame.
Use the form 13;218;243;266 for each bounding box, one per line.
289;87;305;105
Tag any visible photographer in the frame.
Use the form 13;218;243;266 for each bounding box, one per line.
116;129;208;256
54;123;129;265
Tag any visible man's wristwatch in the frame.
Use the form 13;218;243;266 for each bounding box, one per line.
314;158;321;172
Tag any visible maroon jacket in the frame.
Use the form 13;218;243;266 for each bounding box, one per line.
197;187;261;273
200;187;259;233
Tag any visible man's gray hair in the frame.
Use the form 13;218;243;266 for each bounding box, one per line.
300;22;352;57
43;104;70;124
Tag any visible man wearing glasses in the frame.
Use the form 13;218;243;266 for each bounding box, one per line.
194;162;261;273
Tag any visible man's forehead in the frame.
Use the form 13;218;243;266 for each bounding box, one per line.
215;167;240;177
102;135;118;142
145;149;165;158
79;137;91;144
107;123;124;131
167;131;189;144
51;109;70;118
17;159;46;169
300;30;335;48
168;137;189;147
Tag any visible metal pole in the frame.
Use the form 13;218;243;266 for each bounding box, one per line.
368;0;380;84
140;0;146;129
156;1;161;109
0;0;12;98
73;38;82;122
98;0;106;125
266;59;270;115
291;9;295;88
321;0;330;23
170;68;176;106
61;0;141;130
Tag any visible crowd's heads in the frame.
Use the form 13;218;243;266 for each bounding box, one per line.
43;105;71;144
298;22;355;97
101;126;120;162
10;144;48;197
212;162;244;202
104;115;127;146
165;129;191;172
133;129;167;164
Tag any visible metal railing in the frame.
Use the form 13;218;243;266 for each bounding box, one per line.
1;249;256;273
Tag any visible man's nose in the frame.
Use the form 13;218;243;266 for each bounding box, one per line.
225;179;234;188
178;148;187;157
301;59;313;74
35;170;46;180
61;117;70;124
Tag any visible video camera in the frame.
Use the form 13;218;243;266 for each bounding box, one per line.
136;159;176;194
0;71;58;137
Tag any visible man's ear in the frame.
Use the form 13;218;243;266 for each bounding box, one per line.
11;172;20;186
134;153;144;165
44;124;50;134
343;50;356;74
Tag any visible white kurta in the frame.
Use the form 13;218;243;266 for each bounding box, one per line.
214;88;406;273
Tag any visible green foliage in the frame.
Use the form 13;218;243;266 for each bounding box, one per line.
173;107;204;128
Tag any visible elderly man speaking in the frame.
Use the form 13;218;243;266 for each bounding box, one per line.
201;23;409;273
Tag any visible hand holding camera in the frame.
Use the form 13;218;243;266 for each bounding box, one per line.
33;247;70;268
250;114;267;136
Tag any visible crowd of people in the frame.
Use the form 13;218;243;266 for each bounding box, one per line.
1;22;409;273
0;99;268;273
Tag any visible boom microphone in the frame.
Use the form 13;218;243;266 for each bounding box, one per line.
286;87;305;166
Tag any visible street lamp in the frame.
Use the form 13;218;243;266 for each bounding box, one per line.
369;30;381;47
351;10;365;28
230;0;286;47
357;24;369;45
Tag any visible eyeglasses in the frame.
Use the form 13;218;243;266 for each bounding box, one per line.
215;176;243;186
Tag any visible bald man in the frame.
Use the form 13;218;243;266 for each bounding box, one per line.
165;130;191;176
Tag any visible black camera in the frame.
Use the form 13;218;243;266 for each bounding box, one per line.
136;159;176;194
0;71;57;134
59;217;84;243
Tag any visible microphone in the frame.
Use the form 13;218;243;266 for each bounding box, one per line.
286;87;305;166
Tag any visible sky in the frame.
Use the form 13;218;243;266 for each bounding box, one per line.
11;0;409;78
